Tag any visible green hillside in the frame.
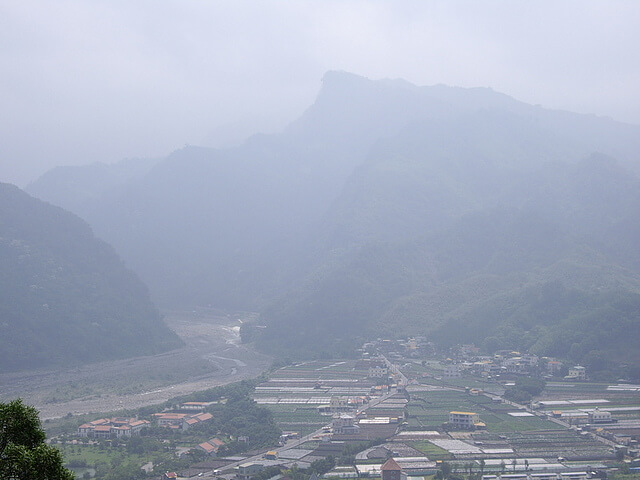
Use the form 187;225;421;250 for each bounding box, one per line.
0;183;182;372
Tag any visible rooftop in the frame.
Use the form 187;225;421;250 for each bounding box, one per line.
381;458;402;471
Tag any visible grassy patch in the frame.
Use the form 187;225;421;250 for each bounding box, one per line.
409;440;452;460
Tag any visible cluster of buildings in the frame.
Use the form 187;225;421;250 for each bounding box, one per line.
317;395;368;414
322;456;438;480
197;437;225;455
326;395;408;440
444;351;541;378
445;346;588;380
354;357;391;379
360;337;435;360
152;412;213;431
76;410;215;438
77;417;150;438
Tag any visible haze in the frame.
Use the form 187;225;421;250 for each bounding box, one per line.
1;0;640;186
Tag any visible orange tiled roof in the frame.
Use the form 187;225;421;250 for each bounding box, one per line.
129;420;149;427
199;442;216;453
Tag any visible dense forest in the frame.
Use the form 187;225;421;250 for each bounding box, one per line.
0;183;182;372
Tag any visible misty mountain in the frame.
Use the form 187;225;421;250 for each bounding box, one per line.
28;71;640;371
27;157;160;220
0;183;182;372
260;154;640;362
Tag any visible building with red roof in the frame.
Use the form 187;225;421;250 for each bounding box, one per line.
381;458;403;480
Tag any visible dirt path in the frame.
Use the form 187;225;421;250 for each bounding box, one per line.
0;311;272;419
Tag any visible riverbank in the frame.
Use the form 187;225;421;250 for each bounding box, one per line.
0;310;272;419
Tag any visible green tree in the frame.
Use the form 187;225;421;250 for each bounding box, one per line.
310;455;335;475
466;462;474;477
440;461;452;480
0;399;74;480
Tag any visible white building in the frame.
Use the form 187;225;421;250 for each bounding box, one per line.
449;411;482;429
332;414;360;434
567;366;587;380
588;408;612;424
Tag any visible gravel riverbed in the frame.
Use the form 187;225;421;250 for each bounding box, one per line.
0;311;272;419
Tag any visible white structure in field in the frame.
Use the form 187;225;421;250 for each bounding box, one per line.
588;408;612;423
567;365;586;380
449;411;484;429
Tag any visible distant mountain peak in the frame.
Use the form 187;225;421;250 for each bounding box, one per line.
321;69;369;84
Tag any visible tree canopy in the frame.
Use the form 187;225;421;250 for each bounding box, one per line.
0;399;74;480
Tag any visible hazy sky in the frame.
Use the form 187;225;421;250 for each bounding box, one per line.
1;0;639;186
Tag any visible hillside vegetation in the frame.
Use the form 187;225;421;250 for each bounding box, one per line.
27;72;640;373
0;183;182;372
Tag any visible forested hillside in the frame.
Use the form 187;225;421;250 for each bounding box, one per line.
0;183;182;372
28;72;640;373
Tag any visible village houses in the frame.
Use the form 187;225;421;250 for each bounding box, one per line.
77;417;150;438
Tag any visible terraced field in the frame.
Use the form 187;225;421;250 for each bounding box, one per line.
264;404;329;435
253;360;378;435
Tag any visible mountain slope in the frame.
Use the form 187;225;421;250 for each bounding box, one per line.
259;131;640;371
26;72;640;372
0;183;182;372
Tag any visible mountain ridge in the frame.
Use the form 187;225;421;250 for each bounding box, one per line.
25;72;640;375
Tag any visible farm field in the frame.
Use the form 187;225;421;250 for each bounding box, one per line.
471;430;615;460
263;404;329;436
408;440;453;460
536;381;640;425
407;389;558;433
253;359;381;436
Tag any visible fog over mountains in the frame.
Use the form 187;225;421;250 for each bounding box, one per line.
27;72;640;373
0;183;182;372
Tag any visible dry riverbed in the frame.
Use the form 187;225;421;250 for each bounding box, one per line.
0;310;272;419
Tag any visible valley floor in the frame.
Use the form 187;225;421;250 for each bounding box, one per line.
0;310;272;419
